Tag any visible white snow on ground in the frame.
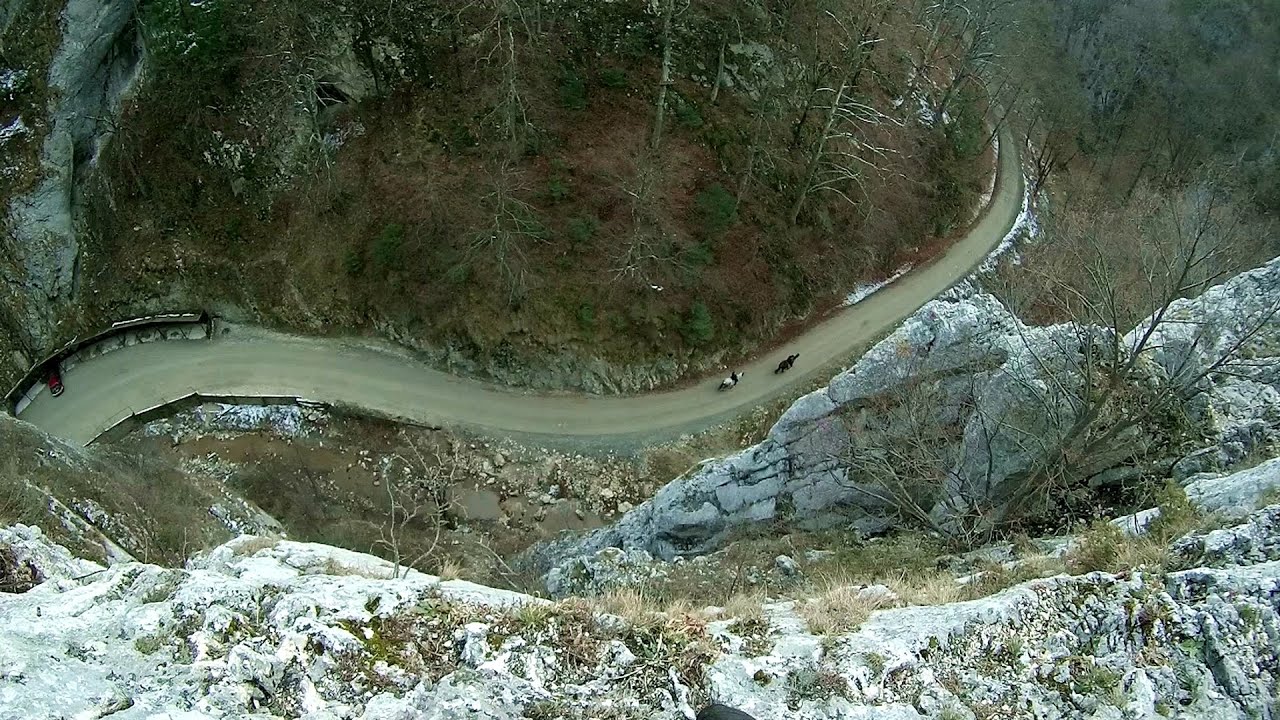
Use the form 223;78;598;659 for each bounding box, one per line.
977;179;1039;274
843;263;914;307
917;95;936;125
891;67;916;109
204;404;309;435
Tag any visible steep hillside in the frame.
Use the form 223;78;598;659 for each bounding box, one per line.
0;413;275;564
1;0;993;391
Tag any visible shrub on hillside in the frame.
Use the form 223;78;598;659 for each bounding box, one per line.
1066;520;1123;573
548;177;571;203
560;69;587;110
374;223;404;268
676;101;703;129
599;68;627;88
343;248;365;276
577;303;596;331
445;263;472;285
566;215;599;246
696;184;735;236
684;242;713;268
682;301;714;346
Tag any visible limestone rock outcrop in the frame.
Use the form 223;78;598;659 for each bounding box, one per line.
3;0;143;348
4;501;1280;719
530;258;1280;571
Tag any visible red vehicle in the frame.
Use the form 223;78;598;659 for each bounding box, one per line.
46;369;64;397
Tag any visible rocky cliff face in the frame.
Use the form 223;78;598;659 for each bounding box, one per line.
2;0;142;351
0;412;276;565
3;490;1280;719
529;257;1280;570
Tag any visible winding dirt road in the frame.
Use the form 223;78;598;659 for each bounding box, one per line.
18;131;1023;449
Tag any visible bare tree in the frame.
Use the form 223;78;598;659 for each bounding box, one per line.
477;0;537;157
609;151;686;285
650;0;678;149
1000;185;1279;514
470;161;547;300
375;435;462;579
790;82;901;224
1021;99;1080;196
789;4;899;225
908;0;1016;123
930;0;1015;122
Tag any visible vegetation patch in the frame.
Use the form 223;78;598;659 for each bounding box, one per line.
334;593;717;699
786;663;850;708
0;543;42;593
71;0;990;389
0;417;232;565
1068;484;1215;575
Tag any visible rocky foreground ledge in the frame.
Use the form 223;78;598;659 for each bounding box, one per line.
2;495;1279;719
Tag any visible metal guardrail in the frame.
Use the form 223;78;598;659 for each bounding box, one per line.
4;311;212;415
88;395;444;445
92;393;329;444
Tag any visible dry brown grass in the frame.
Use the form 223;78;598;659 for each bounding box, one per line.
723;592;773;655
435;558;464;581
723;592;768;622
882;571;969;607
1067;484;1213;575
961;555;1066;597
1067;520;1178;574
591;587;663;625
1;417;232;564
795;545;1070;636
230;536;280;557
797;573;901;635
642;447;702;488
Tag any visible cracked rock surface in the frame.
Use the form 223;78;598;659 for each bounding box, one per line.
3;501;1280;718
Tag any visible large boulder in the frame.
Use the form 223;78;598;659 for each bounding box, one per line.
1137;259;1280;477
1184;458;1280;520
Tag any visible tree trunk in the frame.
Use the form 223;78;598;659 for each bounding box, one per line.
710;41;726;103
984;86;1021;151
935;68;968;123
1124;145;1157;201
791;87;817;148
790;79;847;225
650;0;675;149
734;147;756;212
